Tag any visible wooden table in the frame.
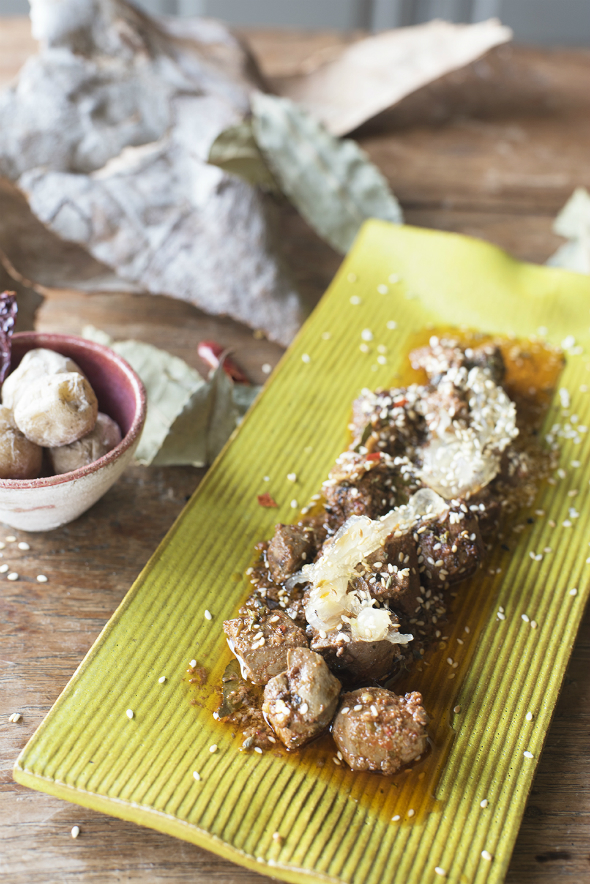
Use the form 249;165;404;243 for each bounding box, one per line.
1;18;589;883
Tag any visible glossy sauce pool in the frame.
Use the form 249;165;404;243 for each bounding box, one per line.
187;330;564;825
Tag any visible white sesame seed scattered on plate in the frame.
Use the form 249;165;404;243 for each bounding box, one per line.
530;620;538;629
193;771;201;781
290;499;298;509
526;712;533;721
388;274;400;284
0;542;4;549
321;331;331;340
496;611;505;620
36;574;48;583
5;536;16;543
261;363;272;375
204;609;212;620
386;320;397;330
0;564;8;573
361;329;373;341
7;572;18;581
464;626;470;634
209;744;218;753
434;867;446;877
272;832;282;842
287;473;297;482
347;273;357;283
126;709;134;720
377;284;388;294
254;746;263;754
391;815;401;822
17;542;30;550
521;614;530;622
190;659;197;668
159;676;166;683
350;295;361;305
481;850;493;862
263;476;270;482
453;705;461;714
523;751;534;758
359;343;369;353
377;355;387;365
71;826;80;839
480;799;489;808
407;809;415;818
570;588;578;596
301;353;310;363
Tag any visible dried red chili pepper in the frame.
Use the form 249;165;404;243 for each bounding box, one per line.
197;340;249;384
0;291;17;385
257;492;278;508
365;452;381;461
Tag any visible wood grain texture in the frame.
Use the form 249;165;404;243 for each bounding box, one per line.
0;18;589;884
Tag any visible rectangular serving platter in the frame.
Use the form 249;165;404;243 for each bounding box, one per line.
14;220;590;884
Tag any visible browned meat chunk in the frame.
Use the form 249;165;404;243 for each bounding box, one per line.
323;452;399;521
416;504;483;589
352;533;421;616
267;523;314;583
418;380;469;436
349;387;426;458
309;622;402;682
223;611;308;685
332;688;428;774
263;648;341;749
466;342;505;385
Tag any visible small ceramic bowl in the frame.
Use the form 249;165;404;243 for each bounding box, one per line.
0;332;146;532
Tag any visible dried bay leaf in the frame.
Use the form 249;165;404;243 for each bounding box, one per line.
82;326;261;467
208;120;278;192
547;187;590;275
251;93;402;255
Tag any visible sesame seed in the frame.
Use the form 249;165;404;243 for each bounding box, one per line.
521;614;530;622
480;799;488;808
386;320;397;330
377;355;387;365
5;536;16;543
530;620;538;629
254;746;263;754
272;832;282;842
36;574;48;583
0;542;4;549
7;573;18;581
448;674;455;680
359;343;369;353
392;815;401;822
290;499;298;509
523;750;534;758
347;273;357;283
497;611;505;620
190;659;197;668
333;756;341;765
8;712;22;723
377;284;388;294
126;709;134;720
193;771;201;781
361;329;373;341
353;704;362;711
209;744;218;753
446;657;454;666
301;353;310;363
562;520;572;528
159;676;166;683
570;588;578;596
287;473;297;482
407;809;415;817
0;564;8;573
299;703;309;715
18;542;30;550
71;826;80;839
454;705;462;714
434;868;447;877
261;363;272;375
526;712;533;721
350;295;361;305
204;609;212;620
481;850;493;862
464;626;470;634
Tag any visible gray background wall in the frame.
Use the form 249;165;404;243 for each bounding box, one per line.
0;0;589;45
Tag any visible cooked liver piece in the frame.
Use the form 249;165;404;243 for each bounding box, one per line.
267;523;315;583
309;623;402;682
416;504;483;589
332;688;428;774
354;533;421;616
323;452;399;522
223;611;308;685
263;648;341;749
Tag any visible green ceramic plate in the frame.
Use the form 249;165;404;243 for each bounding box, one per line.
15;221;590;884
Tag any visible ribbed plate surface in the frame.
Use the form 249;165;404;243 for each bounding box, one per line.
15;221;590;884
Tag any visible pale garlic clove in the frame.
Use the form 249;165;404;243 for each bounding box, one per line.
50;412;122;475
0;405;43;479
14;372;98;447
2;348;85;411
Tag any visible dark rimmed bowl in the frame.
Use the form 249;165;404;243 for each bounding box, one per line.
0;333;146;531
